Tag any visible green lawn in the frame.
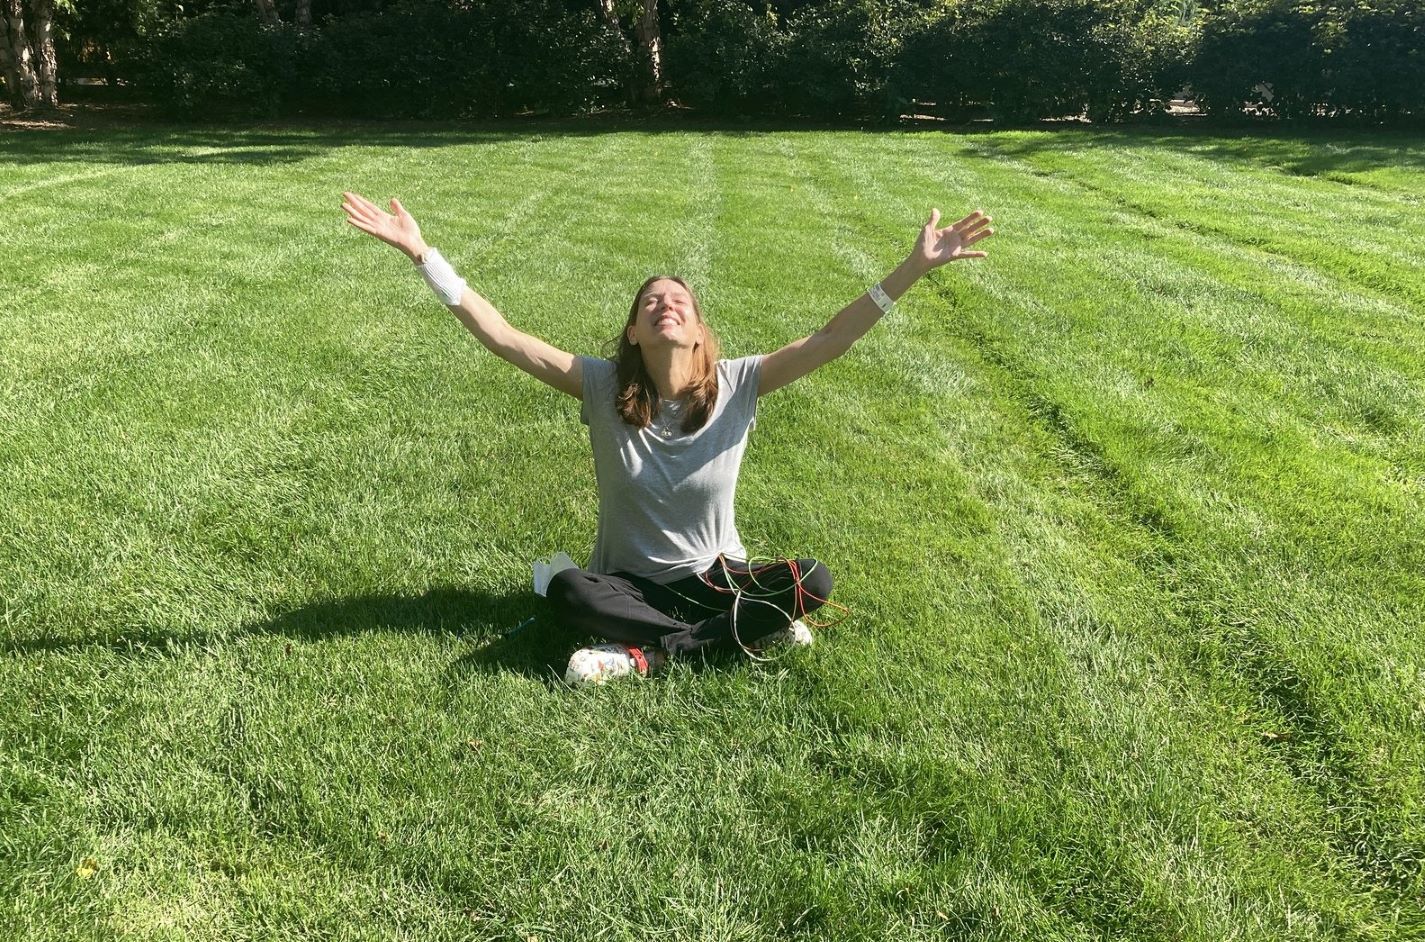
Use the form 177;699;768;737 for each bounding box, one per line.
2;122;1422;941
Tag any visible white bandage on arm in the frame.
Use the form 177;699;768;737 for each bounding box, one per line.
416;248;468;306
867;282;895;315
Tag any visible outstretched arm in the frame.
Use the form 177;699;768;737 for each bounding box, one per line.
758;209;992;396
341;191;582;399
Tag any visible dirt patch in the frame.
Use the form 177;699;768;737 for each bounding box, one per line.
1;101;158;132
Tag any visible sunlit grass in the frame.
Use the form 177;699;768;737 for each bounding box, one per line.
2;123;1422;941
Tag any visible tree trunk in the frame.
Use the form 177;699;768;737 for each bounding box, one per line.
631;0;662;106
2;0;40;110
253;0;280;26
295;0;311;28
30;0;57;109
0;19;21;107
594;0;640;106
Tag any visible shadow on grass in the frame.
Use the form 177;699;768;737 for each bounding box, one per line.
0;116;856;168
1;586;580;683
5;115;1420;176
961;126;1425;179
259;587;579;683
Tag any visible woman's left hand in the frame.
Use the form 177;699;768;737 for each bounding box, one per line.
910;209;993;273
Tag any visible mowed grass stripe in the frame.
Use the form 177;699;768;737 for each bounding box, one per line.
872;129;1425;612
999;143;1425;405
686;137;1128;936
943;134;1425;413
1;134;631;645
2;127;1422;941
773;131;1397;935
973;133;1425;311
844;130;1424;901
729;136;1339;934
752;126;1407;917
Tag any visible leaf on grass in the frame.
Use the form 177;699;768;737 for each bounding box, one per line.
76;857;99;879
1262;730;1291;742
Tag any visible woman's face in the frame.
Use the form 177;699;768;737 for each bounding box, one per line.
627;278;701;351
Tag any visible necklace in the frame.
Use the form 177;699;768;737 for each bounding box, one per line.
653;398;685;439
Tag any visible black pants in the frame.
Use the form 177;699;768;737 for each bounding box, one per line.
546;557;834;656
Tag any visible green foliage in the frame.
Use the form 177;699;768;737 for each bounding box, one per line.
143;14;304;117
302;3;480;118
666;0;919;120
1190;0;1323;119
140;1;629;118
664;0;781;115
85;0;1425;122
1191;0;1425;120
897;0;1195;123
56;0;167;81
1327;1;1425;120
774;0;914;119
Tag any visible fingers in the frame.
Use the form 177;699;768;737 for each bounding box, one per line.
340;200;367;226
342;209;381;238
928;208;941;230
341;191;399;227
951;209;987;232
341;192;382;225
949;210;993;245
340;192;391;241
342;190;382;216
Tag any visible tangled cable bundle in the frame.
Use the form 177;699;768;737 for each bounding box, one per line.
659;554;851;661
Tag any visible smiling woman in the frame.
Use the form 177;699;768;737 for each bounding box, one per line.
339;189;993;685
615;275;721;434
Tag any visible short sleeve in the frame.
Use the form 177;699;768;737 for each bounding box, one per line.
579;356;616;426
718;355;763;428
722;355;762;392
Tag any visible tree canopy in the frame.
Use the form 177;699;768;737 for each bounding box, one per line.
6;0;1421;122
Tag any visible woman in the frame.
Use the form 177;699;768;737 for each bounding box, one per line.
340;191;992;684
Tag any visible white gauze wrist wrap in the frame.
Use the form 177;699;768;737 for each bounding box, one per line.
868;282;895;315
417;248;467;306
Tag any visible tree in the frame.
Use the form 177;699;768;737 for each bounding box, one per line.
2;0;59;110
597;0;662;105
55;0;167;87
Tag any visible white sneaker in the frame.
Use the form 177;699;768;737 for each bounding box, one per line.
565;643;667;687
755;619;815;650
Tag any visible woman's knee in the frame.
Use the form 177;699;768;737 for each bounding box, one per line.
797;559;833;613
545;568;590;615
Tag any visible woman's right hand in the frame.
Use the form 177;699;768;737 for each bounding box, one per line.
341;191;431;262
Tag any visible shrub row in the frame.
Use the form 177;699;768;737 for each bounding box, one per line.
143;1;631;118
1193;0;1425;121
141;0;1423;122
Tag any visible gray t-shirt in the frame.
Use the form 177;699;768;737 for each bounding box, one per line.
579;355;762;584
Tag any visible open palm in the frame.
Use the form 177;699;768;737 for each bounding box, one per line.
913;209;993;271
342;191;427;259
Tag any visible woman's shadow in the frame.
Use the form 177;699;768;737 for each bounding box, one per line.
5;587;579;686
261;587;584;685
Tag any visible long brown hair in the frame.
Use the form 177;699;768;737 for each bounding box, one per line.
612;275;721;433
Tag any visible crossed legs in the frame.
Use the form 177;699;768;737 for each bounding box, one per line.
546;558;834;657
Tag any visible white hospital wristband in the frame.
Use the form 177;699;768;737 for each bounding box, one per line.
868;282;895;315
416;248;468;306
